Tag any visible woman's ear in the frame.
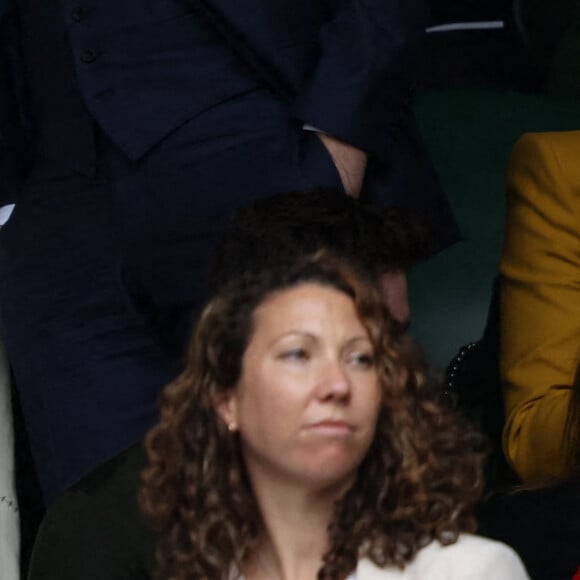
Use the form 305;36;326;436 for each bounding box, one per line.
214;389;239;432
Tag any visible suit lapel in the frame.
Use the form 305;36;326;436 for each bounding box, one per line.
192;0;278;55
182;0;294;100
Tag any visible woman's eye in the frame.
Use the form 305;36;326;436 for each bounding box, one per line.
348;352;375;368
280;348;309;361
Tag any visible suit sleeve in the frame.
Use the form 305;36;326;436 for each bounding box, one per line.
0;341;19;580
292;0;429;162
27;445;158;580
500;132;580;482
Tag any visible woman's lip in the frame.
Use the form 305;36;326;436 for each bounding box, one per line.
306;420;354;434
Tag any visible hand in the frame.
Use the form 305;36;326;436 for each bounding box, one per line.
317;133;367;197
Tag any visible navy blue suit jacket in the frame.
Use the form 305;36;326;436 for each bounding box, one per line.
0;0;458;245
1;0;427;155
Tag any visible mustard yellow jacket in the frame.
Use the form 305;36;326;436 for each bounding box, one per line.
501;130;580;482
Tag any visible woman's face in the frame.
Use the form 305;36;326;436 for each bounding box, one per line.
217;282;382;492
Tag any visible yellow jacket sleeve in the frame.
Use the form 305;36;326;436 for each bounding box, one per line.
500;130;580;482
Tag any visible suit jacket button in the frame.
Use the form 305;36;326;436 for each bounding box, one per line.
81;48;98;63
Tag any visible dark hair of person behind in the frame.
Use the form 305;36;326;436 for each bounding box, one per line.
207;189;437;296
141;252;484;580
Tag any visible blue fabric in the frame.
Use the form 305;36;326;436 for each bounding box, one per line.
1;0;460;241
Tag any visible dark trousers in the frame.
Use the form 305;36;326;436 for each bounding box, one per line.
0;88;344;503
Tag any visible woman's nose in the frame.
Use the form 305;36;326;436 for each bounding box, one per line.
318;359;351;401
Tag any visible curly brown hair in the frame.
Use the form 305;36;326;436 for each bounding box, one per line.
141;252;485;580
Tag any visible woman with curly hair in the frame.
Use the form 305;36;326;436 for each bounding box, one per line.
141;252;527;580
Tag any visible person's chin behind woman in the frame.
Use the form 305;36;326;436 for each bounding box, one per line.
141;252;530;580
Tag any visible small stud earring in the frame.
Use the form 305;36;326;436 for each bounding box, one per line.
228;422;237;433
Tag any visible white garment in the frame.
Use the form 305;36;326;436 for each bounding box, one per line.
356;534;529;580
0;204;15;227
0;340;19;580
237;534;527;580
